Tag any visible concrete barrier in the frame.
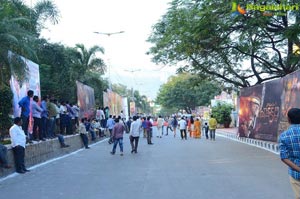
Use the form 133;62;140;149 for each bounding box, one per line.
217;130;279;154
0;134;107;178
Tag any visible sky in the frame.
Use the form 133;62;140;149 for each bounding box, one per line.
26;0;176;100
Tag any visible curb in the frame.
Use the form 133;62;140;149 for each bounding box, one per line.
217;131;279;155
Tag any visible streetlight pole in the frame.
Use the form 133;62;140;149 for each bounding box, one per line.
124;69;141;100
93;31;125;90
124;69;141;116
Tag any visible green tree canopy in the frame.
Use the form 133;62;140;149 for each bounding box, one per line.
147;0;300;88
211;102;233;125
0;0;59;86
156;73;221;113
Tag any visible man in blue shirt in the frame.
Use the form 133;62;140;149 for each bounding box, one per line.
279;108;300;199
41;95;49;138
18;90;34;139
106;115;115;144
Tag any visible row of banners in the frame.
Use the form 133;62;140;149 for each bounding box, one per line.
10;53;300;142
9;54;131;132
103;89;130;119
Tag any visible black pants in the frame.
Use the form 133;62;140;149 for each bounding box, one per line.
204;127;209;139
60;114;67;134
166;126;173;134
21;115;29;136
80;134;89;148
210;129;216;140
42;117;49;138
33;117;43;140
130;136;139;152
66;116;72;135
12;146;26;172
146;129;152;144
180;129;187;139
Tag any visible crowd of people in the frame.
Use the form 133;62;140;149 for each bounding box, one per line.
107;113;219;156
3;90;300;199
0;90;111;173
0;89;219;174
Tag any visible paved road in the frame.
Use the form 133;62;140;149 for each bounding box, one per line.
0;133;293;199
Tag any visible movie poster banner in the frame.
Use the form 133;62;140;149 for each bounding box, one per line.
9;53;40;133
238;69;300;142
122;97;129;120
278;71;300;134
76;81;95;119
130;102;136;115
103;89;123;117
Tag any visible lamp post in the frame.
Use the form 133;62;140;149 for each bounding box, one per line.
124;69;141;100
93;31;125;89
124;69;141;116
93;31;125;36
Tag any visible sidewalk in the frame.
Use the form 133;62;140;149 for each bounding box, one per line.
216;128;279;154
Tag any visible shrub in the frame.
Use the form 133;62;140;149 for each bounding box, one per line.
0;85;13;140
211;102;233;127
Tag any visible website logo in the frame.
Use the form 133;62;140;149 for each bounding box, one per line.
231;1;299;17
231;2;246;17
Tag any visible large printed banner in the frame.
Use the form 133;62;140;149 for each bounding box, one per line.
76;81;95;119
130;101;136;115
238;70;300;142
122;97;129;119
9;53;40;133
103;89;123;117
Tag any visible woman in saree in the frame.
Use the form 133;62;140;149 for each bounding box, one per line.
194;117;201;138
188;116;195;137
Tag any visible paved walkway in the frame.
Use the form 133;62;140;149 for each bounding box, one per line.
217;128;279;154
0;131;291;199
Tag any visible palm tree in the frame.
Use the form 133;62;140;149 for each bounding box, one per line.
30;0;60;34
75;44;106;75
0;0;60;86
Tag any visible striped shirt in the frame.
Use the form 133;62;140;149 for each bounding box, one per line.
279;124;300;179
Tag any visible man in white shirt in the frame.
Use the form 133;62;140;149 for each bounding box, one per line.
129;116;142;153
9;117;30;174
120;110;126;122
72;103;80;128
157;115;164;138
178;117;187;140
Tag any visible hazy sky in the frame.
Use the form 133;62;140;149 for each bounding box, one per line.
27;0;176;99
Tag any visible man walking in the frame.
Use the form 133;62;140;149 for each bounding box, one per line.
129;116;141;153
145;116;153;145
9;117;30;174
106;115;115;144
178;117;187;140
110;118;125;156
157;115;164;138
208;115;217;141
279;108;300;199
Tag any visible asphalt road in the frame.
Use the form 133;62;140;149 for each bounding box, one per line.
0;132;293;199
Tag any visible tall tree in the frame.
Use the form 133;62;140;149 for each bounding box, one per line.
0;0;59;86
147;0;300;88
74;44;106;76
36;39;109;103
156;73;221;113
